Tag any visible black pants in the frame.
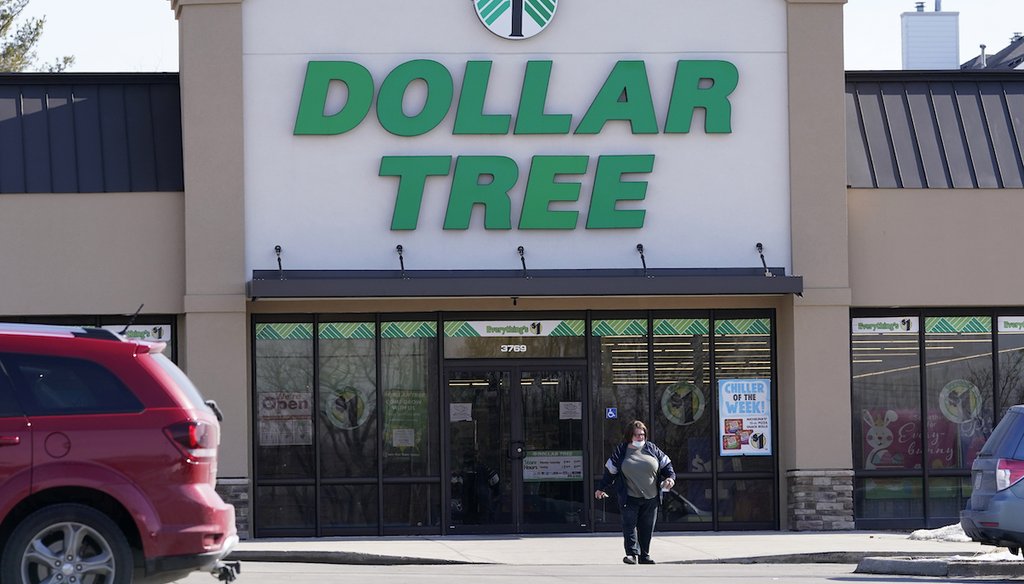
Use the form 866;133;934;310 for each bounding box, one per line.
621;495;659;557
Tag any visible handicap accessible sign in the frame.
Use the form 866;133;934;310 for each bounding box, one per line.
718;379;772;457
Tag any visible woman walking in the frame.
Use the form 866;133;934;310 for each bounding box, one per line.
594;420;675;564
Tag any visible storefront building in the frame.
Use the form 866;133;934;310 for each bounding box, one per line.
1;0;1021;538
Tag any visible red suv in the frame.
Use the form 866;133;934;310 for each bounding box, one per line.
0;323;238;583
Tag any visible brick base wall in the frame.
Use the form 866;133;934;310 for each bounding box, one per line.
786;469;855;531
216;478;250;540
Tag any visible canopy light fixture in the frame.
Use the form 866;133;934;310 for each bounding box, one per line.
274;245;283;279
636;243;649;278
396;244;406;278
517;246;529;278
755;242;773;278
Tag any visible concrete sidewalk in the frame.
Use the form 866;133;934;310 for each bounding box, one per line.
226;530;1007;567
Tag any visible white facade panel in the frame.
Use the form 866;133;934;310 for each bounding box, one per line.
242;0;791;273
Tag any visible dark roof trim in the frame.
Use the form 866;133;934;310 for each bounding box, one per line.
846;70;1024;81
0;73;179;85
248;268;803;300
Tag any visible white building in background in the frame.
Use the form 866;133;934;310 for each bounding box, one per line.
902;1;959;69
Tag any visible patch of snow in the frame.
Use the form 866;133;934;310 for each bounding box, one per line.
908;523;972;542
948;551;1022;562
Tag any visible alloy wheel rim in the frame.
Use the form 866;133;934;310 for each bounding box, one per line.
20;521;116;584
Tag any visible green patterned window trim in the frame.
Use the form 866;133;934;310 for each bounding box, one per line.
654;319;709;336
925;316;991;334
255;323;313;340
319;322;375;339
715;318;771;335
549;320;585;336
444;321;479;338
591;319;647;336
382;321;437;338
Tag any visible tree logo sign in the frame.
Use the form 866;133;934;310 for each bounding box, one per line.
475;0;558;40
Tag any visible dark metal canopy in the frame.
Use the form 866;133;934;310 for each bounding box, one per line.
248;268;802;299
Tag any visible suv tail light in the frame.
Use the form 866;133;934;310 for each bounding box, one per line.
164;421;217;460
995;458;1024;491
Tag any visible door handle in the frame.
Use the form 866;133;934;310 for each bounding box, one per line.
0;436;20;446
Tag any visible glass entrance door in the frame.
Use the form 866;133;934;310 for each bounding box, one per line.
445;367;586;533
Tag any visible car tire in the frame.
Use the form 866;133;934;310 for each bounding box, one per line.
1010;546;1021;556
0;503;134;584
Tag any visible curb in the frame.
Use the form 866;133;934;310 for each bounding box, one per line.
228;549;994;568
227;550;477;566
679;551;960;565
856;556;1024;578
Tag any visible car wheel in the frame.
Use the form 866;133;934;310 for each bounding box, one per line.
1011;546;1021;556
0;503;133;584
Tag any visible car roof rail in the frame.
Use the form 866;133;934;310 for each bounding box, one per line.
0;322;122;342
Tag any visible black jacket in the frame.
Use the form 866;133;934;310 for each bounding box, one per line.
597;441;675;505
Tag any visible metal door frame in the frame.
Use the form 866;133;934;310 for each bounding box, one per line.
442;360;588;534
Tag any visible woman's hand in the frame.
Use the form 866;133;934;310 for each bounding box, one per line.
594;490;608;500
661;478;675;491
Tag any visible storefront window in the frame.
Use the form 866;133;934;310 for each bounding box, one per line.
652;318;712;525
852;318;922;472
381;321;441;532
855;477;923;520
998;317;1024;420
382;321;439;478
851;312;1024;527
924;317;993;473
318;321;377;481
591;317;648;527
254;322;315;535
254;323;314;480
714;318;773;474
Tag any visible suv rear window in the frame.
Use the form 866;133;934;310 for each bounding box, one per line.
0;364;22;417
150;353;210;410
979;410;1024;458
0;354;143;416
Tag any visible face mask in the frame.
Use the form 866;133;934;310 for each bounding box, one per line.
631;440;646;449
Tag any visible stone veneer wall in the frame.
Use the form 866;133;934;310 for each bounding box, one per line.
216;478;250;540
787;469;855;531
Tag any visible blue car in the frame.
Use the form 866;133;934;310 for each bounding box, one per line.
961;404;1024;555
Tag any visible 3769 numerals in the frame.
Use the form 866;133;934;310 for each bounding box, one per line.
500;344;527;353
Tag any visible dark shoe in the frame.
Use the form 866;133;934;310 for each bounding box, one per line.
622;555;638;564
639;556;656;564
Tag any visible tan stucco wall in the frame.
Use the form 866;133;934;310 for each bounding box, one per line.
0;192;184;315
175;0;250;478
850;188;1024;307
781;0;852;529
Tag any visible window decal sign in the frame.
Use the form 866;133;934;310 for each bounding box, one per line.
852;317;918;334
998;317;1024;333
718;379;771;456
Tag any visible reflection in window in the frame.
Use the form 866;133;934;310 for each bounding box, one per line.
717;479;774;523
319;322;377;480
382;322;439;478
254;323;314;480
852;327;921;471
255;485;315;535
924;317;992;472
591;318;648;527
652;319;711;484
855;477;922;520
998;318;1024;420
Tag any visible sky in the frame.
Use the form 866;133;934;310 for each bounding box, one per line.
22;0;1024;73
